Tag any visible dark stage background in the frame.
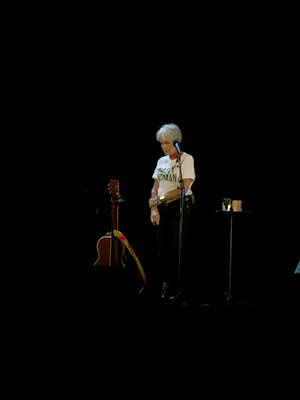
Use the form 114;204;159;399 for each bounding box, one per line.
68;88;298;310
59;21;299;312
67;87;286;303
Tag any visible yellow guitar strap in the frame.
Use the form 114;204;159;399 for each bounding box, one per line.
113;229;147;290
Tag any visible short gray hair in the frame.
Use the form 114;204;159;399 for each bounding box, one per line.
156;123;182;143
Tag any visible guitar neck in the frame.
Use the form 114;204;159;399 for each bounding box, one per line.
111;200;119;231
111;200;120;266
108;179;123;267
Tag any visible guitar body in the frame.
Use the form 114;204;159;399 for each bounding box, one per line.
94;235;112;266
94;234;125;267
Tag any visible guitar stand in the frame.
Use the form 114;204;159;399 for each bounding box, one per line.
216;211;256;310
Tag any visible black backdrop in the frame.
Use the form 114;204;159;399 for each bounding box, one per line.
70;87;262;306
59;27;299;310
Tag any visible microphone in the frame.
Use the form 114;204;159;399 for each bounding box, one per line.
173;140;181;153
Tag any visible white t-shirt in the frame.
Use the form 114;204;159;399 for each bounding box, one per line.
152;152;196;197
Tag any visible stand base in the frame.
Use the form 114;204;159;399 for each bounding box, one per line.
224;297;256;310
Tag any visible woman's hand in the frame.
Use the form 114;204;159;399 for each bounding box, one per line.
150;207;160;225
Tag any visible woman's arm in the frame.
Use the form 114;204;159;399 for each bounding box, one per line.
148;178;193;208
182;178;193;195
149;180;160;225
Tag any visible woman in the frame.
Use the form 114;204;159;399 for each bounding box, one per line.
149;123;196;301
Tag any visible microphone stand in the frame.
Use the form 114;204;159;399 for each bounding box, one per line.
176;149;185;298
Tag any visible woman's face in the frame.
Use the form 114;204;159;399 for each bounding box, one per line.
160;139;177;156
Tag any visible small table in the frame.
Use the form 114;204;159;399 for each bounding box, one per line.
215;210;255;308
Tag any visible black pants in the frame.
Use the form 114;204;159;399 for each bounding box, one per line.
157;196;194;294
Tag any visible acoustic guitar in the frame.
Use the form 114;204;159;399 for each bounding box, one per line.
93;179;146;293
94;179;125;267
